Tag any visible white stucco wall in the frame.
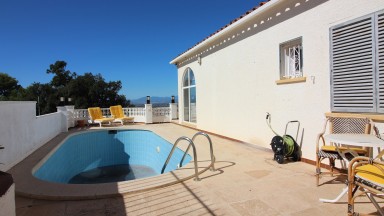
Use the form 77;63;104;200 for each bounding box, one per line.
0;101;67;171
175;0;384;161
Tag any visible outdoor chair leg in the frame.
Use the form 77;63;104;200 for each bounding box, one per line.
330;159;335;177
316;169;320;186
316;164;321;186
366;192;384;215
348;182;354;216
316;153;322;186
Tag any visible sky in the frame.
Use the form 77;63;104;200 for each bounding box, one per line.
0;0;263;100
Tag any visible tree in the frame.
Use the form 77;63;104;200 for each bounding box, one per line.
67;72;130;108
0;61;130;114
24;82;57;115
0;73;21;100
46;61;76;88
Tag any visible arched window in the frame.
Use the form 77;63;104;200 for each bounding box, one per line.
182;68;196;123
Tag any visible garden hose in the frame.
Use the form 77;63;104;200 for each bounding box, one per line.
266;113;295;156
282;135;295;156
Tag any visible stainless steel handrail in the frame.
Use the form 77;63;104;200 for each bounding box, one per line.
161;136;200;181
180;132;215;171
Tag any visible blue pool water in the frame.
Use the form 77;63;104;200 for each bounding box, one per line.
33;130;191;184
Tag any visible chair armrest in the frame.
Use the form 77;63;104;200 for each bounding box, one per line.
316;117;330;152
348;156;384;180
348;156;371;178
316;134;326;153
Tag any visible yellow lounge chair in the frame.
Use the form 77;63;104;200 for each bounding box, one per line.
110;105;134;125
87;107;115;127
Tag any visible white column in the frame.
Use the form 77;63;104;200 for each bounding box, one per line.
145;104;153;124
56;106;68;131
56;106;66;112
170;103;178;120
65;105;75;128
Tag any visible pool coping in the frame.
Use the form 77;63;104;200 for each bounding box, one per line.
8;128;214;200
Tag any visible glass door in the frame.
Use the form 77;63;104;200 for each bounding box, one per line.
182;68;196;123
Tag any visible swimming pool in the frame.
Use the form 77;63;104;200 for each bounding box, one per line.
33;130;191;184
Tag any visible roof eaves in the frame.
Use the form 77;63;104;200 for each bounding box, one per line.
170;0;281;65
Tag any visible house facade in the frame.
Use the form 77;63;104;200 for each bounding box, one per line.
170;0;384;161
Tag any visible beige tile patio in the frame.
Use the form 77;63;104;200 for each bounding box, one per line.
231;198;280;216
12;123;383;215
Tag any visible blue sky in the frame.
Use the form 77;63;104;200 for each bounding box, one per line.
0;0;263;100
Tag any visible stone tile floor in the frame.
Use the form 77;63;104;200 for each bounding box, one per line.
14;123;383;215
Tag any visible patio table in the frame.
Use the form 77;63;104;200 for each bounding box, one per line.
319;133;384;203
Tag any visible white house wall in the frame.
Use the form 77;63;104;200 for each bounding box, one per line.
176;0;384;161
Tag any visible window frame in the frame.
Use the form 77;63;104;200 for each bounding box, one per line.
182;68;197;123
279;37;304;80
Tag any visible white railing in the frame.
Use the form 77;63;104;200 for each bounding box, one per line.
73;109;88;120
124;108;145;117
72;104;177;125
153;107;171;123
125;107;146;123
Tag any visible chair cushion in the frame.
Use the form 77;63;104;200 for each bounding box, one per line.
321;146;368;155
355;164;384;190
120;117;134;121
114;117;134;122
95;117;114;123
110;105;126;118
88;107;103;120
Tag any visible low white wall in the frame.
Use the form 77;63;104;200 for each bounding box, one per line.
0;184;15;216
0;101;67;171
33;112;66;146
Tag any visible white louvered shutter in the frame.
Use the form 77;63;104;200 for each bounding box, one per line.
377;12;384;113
330;15;376;112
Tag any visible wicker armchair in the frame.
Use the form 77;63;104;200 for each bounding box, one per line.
316;116;371;186
348;155;384;215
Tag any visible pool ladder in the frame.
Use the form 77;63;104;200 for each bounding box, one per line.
161;132;215;181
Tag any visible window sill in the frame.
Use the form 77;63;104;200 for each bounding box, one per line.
275;77;306;85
